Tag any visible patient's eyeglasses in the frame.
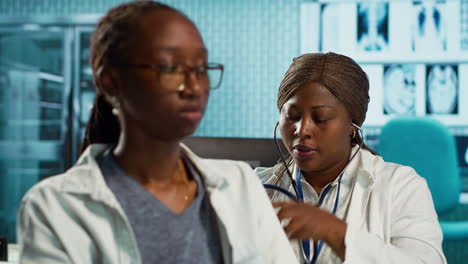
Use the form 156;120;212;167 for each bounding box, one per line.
118;63;224;91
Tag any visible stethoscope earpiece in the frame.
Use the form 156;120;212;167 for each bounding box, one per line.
351;123;361;130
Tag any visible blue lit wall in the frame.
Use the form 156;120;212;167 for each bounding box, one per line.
180;1;300;138
2;0;467;141
0;0;300;139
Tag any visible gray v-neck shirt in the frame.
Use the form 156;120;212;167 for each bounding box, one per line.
98;151;224;264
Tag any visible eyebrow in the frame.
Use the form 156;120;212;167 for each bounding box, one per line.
155;47;208;55
310;105;333;110
286;104;334;110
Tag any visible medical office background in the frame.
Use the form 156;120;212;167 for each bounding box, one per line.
0;0;467;258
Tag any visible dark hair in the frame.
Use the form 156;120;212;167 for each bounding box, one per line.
272;53;376;192
277;52;373;149
81;1;185;153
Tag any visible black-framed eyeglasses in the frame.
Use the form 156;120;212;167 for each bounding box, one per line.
118;62;224;91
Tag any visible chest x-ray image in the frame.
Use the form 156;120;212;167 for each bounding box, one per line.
383;64;416;115
357;2;389;52
426;64;458;114
320;4;340;52
412;1;447;52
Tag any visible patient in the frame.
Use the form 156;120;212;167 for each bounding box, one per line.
16;1;295;263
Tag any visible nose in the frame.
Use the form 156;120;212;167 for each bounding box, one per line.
180;70;204;97
294;117;313;139
187;70;202;90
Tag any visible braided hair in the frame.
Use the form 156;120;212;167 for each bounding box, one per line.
272;52;376;192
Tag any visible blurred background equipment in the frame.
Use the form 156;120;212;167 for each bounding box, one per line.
378;116;468;264
0;1;467;262
0;237;6;261
0;26;73;242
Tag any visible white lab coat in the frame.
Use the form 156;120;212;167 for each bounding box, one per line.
17;144;296;264
256;146;447;264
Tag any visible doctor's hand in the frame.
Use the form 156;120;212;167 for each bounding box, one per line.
273;201;347;260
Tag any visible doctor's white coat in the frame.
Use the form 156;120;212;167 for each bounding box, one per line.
256;147;446;264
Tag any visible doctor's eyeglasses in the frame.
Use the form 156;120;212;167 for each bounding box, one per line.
119;62;224;91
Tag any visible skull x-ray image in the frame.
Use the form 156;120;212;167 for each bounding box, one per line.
426;64;458;114
412;1;447;52
383;64;417;115
357;2;389;52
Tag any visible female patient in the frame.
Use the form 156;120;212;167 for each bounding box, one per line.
256;52;446;263
17;1;295;263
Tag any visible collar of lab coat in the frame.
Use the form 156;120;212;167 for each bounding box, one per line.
268;145;376;227
61;143;228;203
270;145;375;191
338;146;375;228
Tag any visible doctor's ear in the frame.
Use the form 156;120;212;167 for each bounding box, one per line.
350;123;362;139
349;124;357;139
349;128;357;139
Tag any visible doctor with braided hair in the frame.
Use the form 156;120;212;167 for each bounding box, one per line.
257;52;446;264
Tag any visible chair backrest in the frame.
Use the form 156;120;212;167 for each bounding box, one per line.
378;116;460;214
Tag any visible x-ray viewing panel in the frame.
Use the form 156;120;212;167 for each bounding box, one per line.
302;0;465;62
301;0;468;128
300;0;468;185
364;63;468;127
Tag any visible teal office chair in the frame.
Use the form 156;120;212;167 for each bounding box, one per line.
378;116;468;241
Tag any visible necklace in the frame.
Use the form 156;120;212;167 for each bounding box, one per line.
176;159;190;201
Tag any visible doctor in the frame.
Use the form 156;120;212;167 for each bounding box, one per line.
256;52;446;263
16;1;296;263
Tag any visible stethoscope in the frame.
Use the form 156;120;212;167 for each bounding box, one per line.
263;122;364;264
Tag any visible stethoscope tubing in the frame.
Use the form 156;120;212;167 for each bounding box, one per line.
263;184;298;201
265;123;364;264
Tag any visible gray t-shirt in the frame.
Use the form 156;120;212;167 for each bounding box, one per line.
98;151;224;264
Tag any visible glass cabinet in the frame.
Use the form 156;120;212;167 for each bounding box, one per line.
0;17;98;242
0;27;71;241
72;28;95;161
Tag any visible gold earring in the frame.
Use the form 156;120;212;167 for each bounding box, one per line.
110;97;120;116
177;83;185;91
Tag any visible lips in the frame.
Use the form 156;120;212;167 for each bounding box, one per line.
179;104;204;122
293;144;318;157
181;105;203;112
